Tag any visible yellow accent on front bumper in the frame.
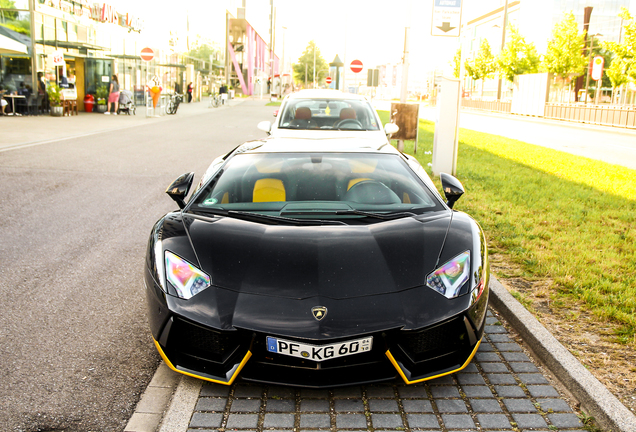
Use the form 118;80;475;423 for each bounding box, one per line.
153;338;251;386
386;338;482;385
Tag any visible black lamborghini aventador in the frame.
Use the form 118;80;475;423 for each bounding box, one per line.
144;137;489;388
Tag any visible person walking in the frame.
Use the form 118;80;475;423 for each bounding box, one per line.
219;83;228;105
187;82;193;103
105;75;120;115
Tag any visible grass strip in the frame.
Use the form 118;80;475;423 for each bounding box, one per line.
378;111;636;344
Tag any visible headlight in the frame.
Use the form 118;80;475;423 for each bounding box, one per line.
165;251;211;299
426;251;470;299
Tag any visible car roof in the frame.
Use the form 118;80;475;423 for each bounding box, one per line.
232;137;402;156
285;89;369;102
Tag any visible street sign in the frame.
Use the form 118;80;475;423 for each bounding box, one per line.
350;60;363;73
325;76;332;84
591;56;604;81
431;0;462;37
140;47;155;61
52;50;65;66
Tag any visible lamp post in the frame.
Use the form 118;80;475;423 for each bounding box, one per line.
584;33;602;104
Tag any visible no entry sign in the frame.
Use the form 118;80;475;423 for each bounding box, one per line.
140;47;155;61
325;76;332;84
350;60;363;73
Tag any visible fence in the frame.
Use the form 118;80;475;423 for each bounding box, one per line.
544;103;636;129
461;99;511;113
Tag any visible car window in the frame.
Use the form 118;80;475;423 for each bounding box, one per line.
191;153;443;218
278;99;380;131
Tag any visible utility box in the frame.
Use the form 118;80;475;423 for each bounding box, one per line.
432;77;460;176
390;103;419;141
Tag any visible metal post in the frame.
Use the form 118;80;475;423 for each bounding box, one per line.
398;27;410;152
225;11;230;86
584;37;593;103
269;0;274;95
29;0;38;92
313;45;316;88
496;0;509;100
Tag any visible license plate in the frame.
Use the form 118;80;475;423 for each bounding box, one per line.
266;336;373;361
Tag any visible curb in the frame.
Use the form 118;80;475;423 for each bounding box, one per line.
489;277;636;432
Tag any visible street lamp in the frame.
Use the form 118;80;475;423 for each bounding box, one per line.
584;33;603;104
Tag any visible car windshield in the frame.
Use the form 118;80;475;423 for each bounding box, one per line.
277;99;381;131
190;153;444;221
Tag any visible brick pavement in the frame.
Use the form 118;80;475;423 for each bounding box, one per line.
184;311;586;432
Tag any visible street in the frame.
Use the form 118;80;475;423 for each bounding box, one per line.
0;100;271;432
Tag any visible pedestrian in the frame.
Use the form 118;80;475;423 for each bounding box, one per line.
219;82;228;105
187;82;193;103
105;74;119;115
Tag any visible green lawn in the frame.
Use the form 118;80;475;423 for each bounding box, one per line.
378;111;636;344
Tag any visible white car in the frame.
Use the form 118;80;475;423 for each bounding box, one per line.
257;90;398;142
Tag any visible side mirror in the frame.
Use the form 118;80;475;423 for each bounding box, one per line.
166;172;195;209
440;173;464;209
384;123;399;136
257;120;272;133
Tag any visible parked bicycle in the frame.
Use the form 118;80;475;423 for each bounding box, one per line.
209;92;220;108
166;93;183;115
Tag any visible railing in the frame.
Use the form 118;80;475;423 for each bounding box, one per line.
544;103;636;129
461;99;512;113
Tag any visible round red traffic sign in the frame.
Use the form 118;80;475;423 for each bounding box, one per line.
350;60;363;73
325;76;332;84
140;47;155;61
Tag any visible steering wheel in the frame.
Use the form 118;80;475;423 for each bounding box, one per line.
334;119;363;130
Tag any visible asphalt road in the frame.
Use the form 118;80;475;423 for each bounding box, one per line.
0;100;272;432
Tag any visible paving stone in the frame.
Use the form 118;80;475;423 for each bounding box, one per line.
300;388;329;398
508;362;539;373
233;385;264;398
487;373;517;385
300;413;330;428
480;362;509;373
230;398;261;412
462;363;479;373
494;385;526;397
401;399;433;413
407;414;440;429
436;399;468;413
263;413;295;428
427;375;455;385
548;413;584;428
484;325;507;334
268;386;296;399
503;398;537;413
457;373;487;385
441;414;475;429
494;342;523;352
485;316;499;324
518;373;549;385
398;385;429;398
266;399;296;412
512;413;548;429
226;413;259;429
461;385;495;398
372;413;404;429
476;414;513;429
487;334;512;343
475;352;500;362
369;399;399;412
334;398;364;412
333;386;362;398
470;399;502;413
336;413;368;429
430;386;461;398
535;398;573;412
200;384;231;397
195;397;228;412
501;352;531;362
479;342;495;351
300;399;329;412
527;385;559;398
366;386;396;398
189;412;223;428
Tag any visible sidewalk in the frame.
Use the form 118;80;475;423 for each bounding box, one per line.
0;98;242;153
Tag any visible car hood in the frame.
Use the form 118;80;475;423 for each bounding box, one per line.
269;128;388;141
185;212;451;300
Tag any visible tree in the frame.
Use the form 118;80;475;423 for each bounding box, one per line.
188;39;220;63
603;8;636;103
292;41;329;88
451;48;461;78
496;25;541;82
543;11;587;100
465;39;496;96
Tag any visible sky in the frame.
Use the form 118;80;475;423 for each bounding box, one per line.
112;0;491;80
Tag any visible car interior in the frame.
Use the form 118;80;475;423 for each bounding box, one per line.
278;99;380;131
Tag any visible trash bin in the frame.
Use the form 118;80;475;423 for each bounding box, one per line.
84;94;95;113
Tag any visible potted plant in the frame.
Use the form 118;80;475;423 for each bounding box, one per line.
95;85;108;113
47;84;63;117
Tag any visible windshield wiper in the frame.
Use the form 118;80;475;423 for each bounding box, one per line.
228;211;346;226
333;209;417;220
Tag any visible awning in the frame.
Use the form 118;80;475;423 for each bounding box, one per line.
40;40;108;51
0;33;27;55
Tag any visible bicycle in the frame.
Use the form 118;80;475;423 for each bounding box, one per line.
209;92;220;108
166;93;183;115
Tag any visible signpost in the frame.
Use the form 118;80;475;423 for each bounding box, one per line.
325;76;332;84
431;0;462;37
350;60;363;74
140;47;155;62
592;56;605;105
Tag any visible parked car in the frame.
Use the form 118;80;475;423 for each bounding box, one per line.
257;89;399;142
145;136;489;387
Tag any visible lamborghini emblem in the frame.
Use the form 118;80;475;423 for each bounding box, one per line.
311;306;327;321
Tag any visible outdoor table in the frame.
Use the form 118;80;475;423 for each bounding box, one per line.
4;94;25;116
